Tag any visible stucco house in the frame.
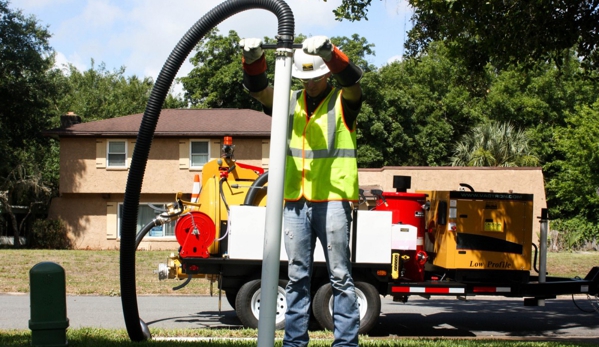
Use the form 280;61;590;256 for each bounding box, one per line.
44;109;272;250
45;109;547;250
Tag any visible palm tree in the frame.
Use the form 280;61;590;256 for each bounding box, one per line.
450;122;540;167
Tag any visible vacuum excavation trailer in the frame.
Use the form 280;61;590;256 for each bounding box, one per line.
146;138;599;334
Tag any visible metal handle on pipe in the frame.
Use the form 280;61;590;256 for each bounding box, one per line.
261;43;302;50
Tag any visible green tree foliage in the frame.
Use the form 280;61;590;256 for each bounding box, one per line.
330;34;376;73
53;61;155;123
0;1;55;175
0;1;58;246
545;102;599;235
331;1;599;73
179;29;258;109
358;41;482;167
476;52;599;167
450;122;539;167
405;0;599;73
330;0;374;21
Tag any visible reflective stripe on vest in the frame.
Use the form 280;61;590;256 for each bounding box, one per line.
284;88;358;202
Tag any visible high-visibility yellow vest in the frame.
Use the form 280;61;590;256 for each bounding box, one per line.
284;88;358;202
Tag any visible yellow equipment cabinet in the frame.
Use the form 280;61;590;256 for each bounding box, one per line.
175;137;268;258
422;190;533;283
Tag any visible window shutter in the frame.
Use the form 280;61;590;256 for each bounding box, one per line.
96;139;106;168
127;140;135;168
210;140;220;160
179;139;189;169
106;202;117;239
262;140;270;169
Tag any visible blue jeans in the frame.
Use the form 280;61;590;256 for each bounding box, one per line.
282;199;359;347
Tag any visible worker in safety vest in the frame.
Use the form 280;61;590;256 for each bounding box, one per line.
240;36;363;347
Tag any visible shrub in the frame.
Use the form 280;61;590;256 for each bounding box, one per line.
550;217;599;251
30;218;72;250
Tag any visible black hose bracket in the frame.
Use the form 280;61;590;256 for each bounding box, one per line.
172;274;193;291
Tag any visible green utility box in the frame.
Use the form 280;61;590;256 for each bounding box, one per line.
29;262;69;346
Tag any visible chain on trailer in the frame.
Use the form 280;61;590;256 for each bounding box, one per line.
571;290;599;314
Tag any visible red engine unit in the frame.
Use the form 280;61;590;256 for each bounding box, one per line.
372;176;427;281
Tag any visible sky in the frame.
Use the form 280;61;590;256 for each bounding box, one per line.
13;0;413;95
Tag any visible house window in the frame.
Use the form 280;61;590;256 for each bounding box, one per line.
107;140;127;167
117;203;174;238
190;140;209;168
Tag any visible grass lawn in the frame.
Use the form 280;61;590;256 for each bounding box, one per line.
0;328;595;346
0;249;210;295
0;250;596;295
0;250;596;346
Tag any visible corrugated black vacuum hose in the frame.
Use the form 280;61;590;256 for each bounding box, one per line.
120;0;294;341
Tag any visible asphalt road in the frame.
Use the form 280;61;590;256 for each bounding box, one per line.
2;293;598;343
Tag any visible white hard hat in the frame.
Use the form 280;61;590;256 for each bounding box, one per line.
291;49;330;79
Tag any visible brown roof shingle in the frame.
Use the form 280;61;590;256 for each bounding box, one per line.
44;108;272;138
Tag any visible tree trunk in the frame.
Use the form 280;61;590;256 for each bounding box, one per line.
0;193;21;248
19;202;42;248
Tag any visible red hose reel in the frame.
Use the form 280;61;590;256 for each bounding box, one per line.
174;211;216;258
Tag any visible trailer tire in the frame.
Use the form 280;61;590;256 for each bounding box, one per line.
235;279;288;330
312;281;380;334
